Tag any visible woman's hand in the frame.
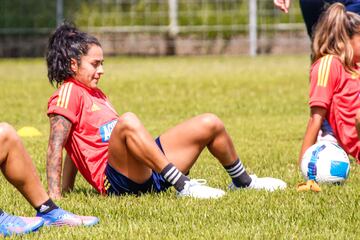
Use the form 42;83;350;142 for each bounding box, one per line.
274;0;291;13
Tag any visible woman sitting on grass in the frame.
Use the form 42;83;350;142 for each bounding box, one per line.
0;123;98;237
45;23;286;200
300;3;360;164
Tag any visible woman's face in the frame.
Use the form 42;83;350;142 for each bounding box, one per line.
350;33;360;63
71;44;104;89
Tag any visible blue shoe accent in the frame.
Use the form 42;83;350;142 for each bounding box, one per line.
0;225;10;236
0;212;44;236
37;208;99;227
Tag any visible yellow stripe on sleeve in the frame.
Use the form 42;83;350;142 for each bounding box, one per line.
60;83;70;108
56;85;64;107
318;56;328;86
317;56;325;86
57;83;68;107
56;83;73;109
317;55;333;87
64;83;73;109
322;55;333;87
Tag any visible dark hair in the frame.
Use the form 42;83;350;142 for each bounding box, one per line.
46;22;101;87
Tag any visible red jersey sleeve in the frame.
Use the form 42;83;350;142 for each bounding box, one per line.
47;82;82;124
309;55;342;110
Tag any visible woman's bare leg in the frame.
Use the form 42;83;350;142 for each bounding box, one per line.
108;113;240;179
158;113;238;172
159;113;286;191
108;112;169;184
0;123;49;207
107;113;226;198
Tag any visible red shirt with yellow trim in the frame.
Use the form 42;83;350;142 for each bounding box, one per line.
309;55;360;161
47;78;119;193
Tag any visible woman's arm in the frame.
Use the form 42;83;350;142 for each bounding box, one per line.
47;114;72;199
298;107;327;165
62;153;78;194
355;110;360;140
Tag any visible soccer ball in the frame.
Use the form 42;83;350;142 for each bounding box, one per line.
300;141;350;184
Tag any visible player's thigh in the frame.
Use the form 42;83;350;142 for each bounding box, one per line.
0;123;28;166
108;121;152;184
159;113;224;172
0;123;38;180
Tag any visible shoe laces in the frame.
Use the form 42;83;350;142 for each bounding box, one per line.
0;212;25;227
51;209;74;221
57;213;74;221
184;179;207;188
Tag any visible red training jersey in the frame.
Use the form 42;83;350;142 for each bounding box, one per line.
309;55;360;161
47;78;119;193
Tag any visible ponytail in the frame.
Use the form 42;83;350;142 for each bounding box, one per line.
312;3;360;73
46;22;101;87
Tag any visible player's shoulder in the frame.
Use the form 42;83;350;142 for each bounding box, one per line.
48;80;84;107
54;80;83;98
312;55;342;69
310;55;344;87
58;80;80;92
311;55;343;77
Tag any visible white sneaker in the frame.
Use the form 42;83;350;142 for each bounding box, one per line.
177;179;225;199
229;175;287;192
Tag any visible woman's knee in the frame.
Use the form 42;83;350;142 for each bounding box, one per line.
116;112;143;133
198;113;225;134
0;123;19;144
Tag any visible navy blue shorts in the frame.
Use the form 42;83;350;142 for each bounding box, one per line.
104;137;172;196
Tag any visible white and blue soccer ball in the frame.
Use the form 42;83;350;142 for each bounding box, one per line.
300;141;350;184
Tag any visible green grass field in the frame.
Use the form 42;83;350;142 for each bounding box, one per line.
1;55;360;239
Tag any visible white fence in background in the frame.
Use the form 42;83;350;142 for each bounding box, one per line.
0;0;308;56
